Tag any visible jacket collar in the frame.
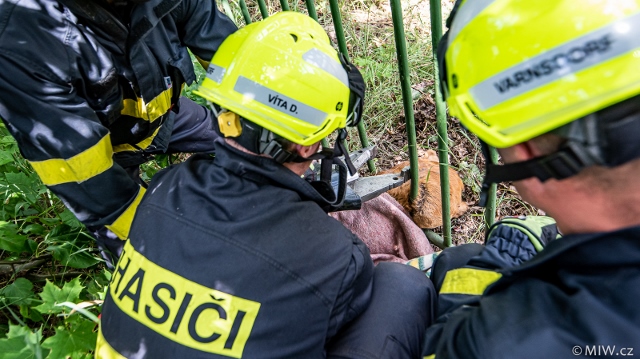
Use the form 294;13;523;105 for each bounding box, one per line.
213;140;339;211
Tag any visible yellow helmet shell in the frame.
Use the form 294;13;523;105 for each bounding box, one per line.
444;0;640;148
194;12;351;146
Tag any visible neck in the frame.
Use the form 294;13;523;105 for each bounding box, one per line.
534;161;640;235
224;138;310;176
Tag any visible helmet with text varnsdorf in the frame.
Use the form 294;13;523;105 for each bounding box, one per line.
439;0;640;148
194;11;361;147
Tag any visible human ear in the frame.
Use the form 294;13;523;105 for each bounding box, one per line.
497;142;542;164
295;142;321;158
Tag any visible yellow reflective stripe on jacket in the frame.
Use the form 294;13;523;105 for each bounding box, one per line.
109;240;261;357
96;327;127;359
423;354;436;359
112;127;161;153
28;134;113;186
121;88;173;122
105;186;146;240
439;268;502;296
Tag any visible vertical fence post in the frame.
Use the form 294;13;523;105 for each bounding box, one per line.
257;0;269;18
305;0;319;20
328;0;376;173
239;0;252;24
484;146;499;227
279;0;290;11
304;0;325;148
429;0;452;247
388;0;420;202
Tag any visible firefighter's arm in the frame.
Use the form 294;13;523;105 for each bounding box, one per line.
174;0;238;70
432;216;560;316
422;216;561;358
0;51;143;240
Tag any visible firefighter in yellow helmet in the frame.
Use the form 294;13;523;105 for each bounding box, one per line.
97;12;434;358
423;0;640;357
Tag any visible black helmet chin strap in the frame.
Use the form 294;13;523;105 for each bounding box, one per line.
258;128;356;177
478;140;599;206
227;114;357;208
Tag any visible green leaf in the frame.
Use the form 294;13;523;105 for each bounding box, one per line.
5;172;42;204
19;304;44;323
0;324;43;359
48;243;100;269
26;239;38;254
0;278;36;307
34;278;83;315
58;210;83;229
42;319;96;359
5;324;32;339
0;221;28;252
0;336;36;359
55;302;99;323
0;149;13;166
23;224;46;235
39;218;61;226
85;269;111;301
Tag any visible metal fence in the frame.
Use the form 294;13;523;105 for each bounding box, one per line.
219;0;498;248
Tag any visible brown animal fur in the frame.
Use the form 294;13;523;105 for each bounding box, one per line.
381;150;468;229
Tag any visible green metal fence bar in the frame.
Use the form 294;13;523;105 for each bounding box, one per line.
429;0;452;247
302;0;323;147
389;0;420;202
279;0;290;11
328;0;376;173
257;0;269;18
484;146;499;227
425;229;446;250
327;0;349;61
305;0;319;20
239;0;252;24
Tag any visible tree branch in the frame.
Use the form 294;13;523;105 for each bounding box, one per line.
0;255;52;276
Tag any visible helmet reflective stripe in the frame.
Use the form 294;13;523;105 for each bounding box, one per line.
206;63;226;84
194;12;354;146
233;76;328;126
469;12;640;111
447;0;495;44
302;48;349;88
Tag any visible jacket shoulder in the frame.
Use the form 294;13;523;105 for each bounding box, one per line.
0;0;80;81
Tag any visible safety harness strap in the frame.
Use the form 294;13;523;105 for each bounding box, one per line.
338;54;366;127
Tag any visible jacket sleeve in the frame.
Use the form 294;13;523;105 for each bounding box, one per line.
174;0;238;66
423;219;560;358
0;25;143;240
325;233;374;341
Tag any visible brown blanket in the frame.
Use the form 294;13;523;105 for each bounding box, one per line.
330;193;436;264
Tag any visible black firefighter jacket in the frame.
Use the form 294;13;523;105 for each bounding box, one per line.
0;0;236;239
97;141;375;358
423;224;640;359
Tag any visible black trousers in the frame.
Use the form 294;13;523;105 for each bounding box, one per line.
326;262;437;359
117;97;218;185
